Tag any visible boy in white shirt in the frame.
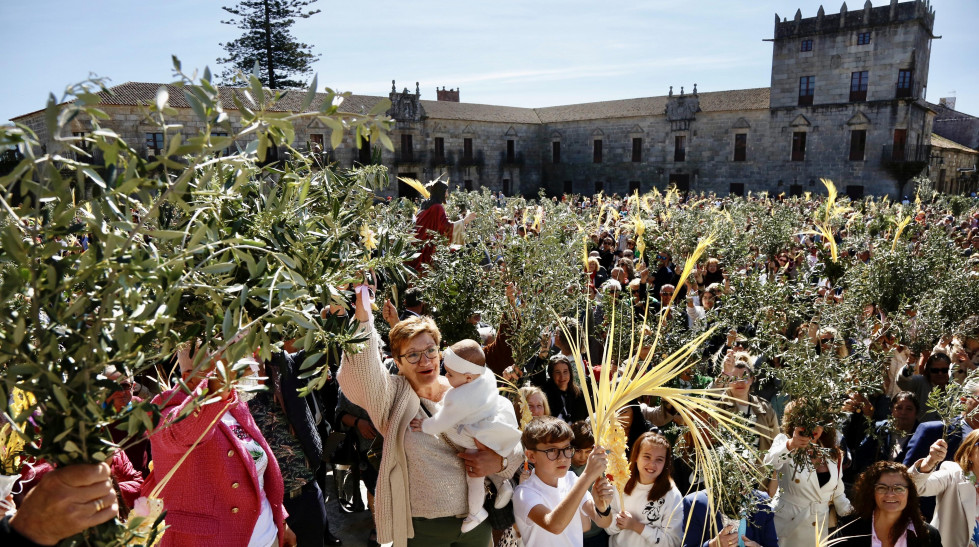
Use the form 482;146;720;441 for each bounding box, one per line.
513;416;616;547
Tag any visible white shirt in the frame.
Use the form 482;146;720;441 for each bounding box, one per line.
221;412;277;547
607;482;683;547
514;469;593;547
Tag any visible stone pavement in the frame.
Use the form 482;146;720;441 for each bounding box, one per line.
322;468;382;547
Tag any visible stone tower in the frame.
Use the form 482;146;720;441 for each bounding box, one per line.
767;0;937;196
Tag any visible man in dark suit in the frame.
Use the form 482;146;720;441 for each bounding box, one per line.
843;391;919;484
681;490;779;547
903;379;979;467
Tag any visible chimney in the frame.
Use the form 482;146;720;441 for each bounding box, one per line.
437;86;460;102
939;97;956;110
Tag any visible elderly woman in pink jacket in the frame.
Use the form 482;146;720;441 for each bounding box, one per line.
146;344;296;547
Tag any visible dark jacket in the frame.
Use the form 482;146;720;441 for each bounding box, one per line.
835;516;942;547
843;413;917;483
269;351;323;465
903;418;964;469
540;381;588;423
681;490;779;547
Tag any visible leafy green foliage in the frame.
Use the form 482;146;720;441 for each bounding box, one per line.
0;64;401;545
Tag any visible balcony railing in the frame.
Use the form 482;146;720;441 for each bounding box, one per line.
882;144;930;164
395;150;426;165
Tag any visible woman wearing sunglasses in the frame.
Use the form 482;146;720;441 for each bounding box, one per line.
717;353;779;455
837;461;940;547
337;285;523;547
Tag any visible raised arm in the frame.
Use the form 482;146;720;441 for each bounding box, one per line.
336;286;400;436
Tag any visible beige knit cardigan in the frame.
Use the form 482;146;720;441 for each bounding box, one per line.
337;321;521;546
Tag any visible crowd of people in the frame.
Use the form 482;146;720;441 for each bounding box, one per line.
4;180;979;547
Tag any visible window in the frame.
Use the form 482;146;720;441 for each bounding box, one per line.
594;181;604;194
145;132;164;155
849;130;867;161
850;71;869;102
72;131;91;152
400;133;413;161
897;69;913;98
800;39;813;52
729;183;745;196
674;136;686;162
791;132;807;161
593;140;603;163
464;179;473;191
629;181;641;194
502;179;510;195
463;138;473;162
892;129;907;161
434;137;445;162
358;135;371;164
857;32;871;45
506;140;515;163
938;169;946;188
798;76;815;106
632;138;642;162
552;142;561;164
563;180;573;194
733;134;747;162
845;185;865;200
309;133;324;150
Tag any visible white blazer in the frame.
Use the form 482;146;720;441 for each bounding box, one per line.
910;459;977;547
764;433;852;547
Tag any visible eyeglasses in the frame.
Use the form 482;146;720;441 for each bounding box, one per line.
399;346;440;365
929;368;950;375
873;484;909;495
533;445;576;461
661;290;674;296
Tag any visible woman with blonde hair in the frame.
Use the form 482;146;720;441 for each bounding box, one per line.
517;386;550;422
909;429;979;547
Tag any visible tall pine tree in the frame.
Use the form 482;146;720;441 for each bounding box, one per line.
217;0;321;89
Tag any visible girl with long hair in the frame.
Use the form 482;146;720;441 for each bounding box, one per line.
607;432;683;547
541;355;588;423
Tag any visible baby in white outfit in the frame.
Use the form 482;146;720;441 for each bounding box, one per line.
410;339;523;533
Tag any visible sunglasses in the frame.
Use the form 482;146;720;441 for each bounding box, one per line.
930;368;950;374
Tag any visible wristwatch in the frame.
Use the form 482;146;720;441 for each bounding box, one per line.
500;456;508;473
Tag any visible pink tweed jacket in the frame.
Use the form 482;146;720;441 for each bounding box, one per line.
145;387;286;547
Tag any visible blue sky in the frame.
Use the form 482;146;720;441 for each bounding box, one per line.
2;0;976;124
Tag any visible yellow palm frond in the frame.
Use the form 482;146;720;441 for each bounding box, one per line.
892;215;912;251
398;177;430;199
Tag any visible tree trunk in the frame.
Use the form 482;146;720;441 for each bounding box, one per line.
263;0;276;89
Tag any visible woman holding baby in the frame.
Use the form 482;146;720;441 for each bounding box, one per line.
337;283;525;547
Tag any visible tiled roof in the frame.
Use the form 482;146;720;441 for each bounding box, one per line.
12;82;771;125
420;100;542;124
535;88;770;123
931;133;978;154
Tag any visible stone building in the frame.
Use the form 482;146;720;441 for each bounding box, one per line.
929;133;978;195
10;0;942;198
931;98;979;151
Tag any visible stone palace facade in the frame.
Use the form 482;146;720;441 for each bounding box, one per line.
11;0;947;199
